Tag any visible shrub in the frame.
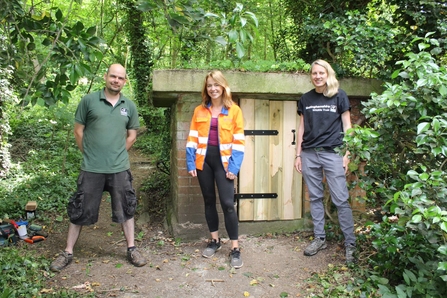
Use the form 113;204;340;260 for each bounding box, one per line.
347;35;447;296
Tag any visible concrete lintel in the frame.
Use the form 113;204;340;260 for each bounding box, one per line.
152;69;383;107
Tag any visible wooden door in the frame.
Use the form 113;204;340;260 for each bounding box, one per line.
238;99;303;221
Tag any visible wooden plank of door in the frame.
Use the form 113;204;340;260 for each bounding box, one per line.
268;101;282;220
292;106;303;218
254;100;270;221
238;98;255;221
283;101;302;219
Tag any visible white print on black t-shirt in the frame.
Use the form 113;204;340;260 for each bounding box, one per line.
306;105;337;113
120;108;128;116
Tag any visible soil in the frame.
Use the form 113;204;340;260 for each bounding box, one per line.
31;148;348;298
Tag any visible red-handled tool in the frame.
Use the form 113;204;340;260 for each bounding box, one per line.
3;219;19;229
24;235;46;244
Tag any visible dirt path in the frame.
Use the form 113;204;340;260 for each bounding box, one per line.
35;149;347;297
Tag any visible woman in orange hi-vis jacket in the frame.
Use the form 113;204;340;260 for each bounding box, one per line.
186;70;245;269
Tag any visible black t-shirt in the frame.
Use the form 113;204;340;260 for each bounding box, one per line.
297;89;350;149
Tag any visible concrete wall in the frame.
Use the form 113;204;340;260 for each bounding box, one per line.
153;70;382;240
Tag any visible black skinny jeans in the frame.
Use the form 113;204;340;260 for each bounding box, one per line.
197;146;238;240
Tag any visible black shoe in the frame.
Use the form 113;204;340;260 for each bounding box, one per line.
229;248;243;268
202;238;221;258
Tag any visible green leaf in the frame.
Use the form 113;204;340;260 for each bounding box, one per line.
215;36;227;46
411;214;422;223
395;285;407;298
228;29;238;42
42;38;52;46
204;12;218;18
440;85;447;97
403;269;417;282
169;12;190;25
69;67;78;85
236;42;245;59
74;21;84;33
438;245;447;255
245;12;258;27
66;85;76;91
438;262;447;271
86;26;97;36
418;42;430;51
417;122;430;134
419;172;429;181
55;9;63;21
137;0;159;11
440;222;447;233
391;69;400;79
27;42;36;51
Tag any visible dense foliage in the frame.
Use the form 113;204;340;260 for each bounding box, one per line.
345;36;447;296
284;0;447;78
1;101;80;219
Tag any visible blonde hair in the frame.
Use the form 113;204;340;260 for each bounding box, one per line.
201;70;235;109
311;59;339;98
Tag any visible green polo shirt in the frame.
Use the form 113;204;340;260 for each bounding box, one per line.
74;89;139;173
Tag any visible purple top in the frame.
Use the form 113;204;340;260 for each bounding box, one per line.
208;117;219;146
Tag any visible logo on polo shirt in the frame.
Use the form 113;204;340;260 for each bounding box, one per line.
120;108;128;116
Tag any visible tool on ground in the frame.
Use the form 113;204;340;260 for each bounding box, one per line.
24;235;46;244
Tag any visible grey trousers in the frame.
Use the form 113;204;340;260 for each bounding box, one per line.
301;149;356;246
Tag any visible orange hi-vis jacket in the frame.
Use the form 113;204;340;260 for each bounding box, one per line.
186;103;245;175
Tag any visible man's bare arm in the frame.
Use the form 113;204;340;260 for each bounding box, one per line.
126;129;137;151
74;123;85;152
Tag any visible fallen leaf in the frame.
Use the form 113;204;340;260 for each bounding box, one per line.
91;282;100;287
163;259;169;263
72;282;90;289
243;291;250;297
40;288;54;294
102;260;110;264
249;279;258;286
155;278;161;282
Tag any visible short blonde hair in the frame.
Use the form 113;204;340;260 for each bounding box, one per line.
201;70;235;109
311;60;339;98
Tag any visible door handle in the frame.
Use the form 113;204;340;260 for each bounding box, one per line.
291;129;296;145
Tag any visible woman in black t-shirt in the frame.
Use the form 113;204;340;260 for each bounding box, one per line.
294;59;356;264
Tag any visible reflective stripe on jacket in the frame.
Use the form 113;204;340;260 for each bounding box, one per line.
186;103;245;175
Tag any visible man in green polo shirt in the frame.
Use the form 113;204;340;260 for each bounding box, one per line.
50;64;147;272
